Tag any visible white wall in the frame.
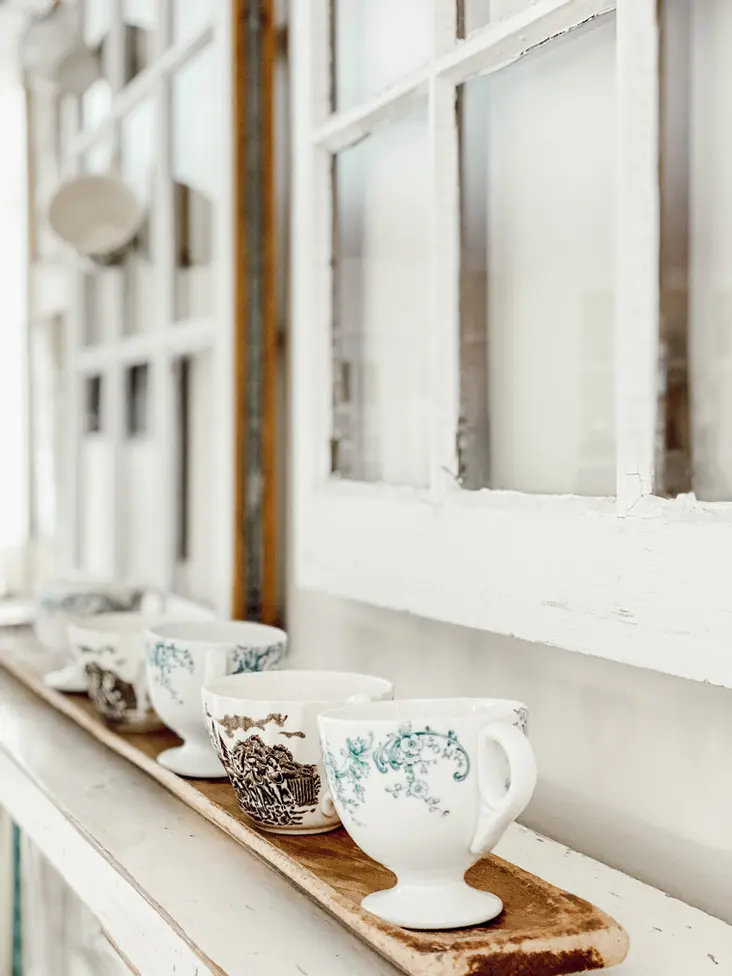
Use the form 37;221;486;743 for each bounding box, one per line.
287;585;732;924
0;9;29;595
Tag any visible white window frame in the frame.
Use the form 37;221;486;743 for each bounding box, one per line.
60;0;234;615
291;0;732;689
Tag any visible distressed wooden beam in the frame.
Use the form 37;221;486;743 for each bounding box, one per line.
232;0;279;623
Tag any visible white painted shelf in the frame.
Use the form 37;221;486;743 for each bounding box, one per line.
0;644;730;975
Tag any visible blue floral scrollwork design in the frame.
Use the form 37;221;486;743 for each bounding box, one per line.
323;734;374;825
231;643;287;674
373;724;470;816
147;641;194;703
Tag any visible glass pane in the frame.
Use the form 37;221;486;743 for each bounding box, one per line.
85;375;103;433
83;139;117;346
121;100;156;334
459;19;616;495
333;0;432;111
82;77;112;132
123;0;156;83
332;106;430;486
83;0;111;49
121;361;155;582
125;363;150;437
172;47;218;321
173;0;211;42
662;0;732;499
173;352;214;603
461;0;536;35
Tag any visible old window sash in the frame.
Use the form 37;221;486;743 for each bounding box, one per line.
292;0;732;689
62;1;235;614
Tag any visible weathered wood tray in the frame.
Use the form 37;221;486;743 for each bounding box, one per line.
0;648;629;976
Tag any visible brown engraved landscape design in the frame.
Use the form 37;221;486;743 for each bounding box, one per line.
85;662;137;722
214;729;320;827
217;712;288;736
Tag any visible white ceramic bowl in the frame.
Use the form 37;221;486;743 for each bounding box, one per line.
145;620;289;779
35;579;144;691
202;670;394;835
67;612;166;732
48;174;144;264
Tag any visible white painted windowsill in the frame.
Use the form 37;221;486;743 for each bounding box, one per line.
0;667;729;975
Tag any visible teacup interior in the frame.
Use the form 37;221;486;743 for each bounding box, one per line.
320;697;526;723
149;619;286;648
204;669;391;704
71;612;158;635
40;578;125;595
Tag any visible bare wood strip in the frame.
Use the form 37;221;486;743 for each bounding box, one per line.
261;0;279;626
0;649;628;976
231;0;249;618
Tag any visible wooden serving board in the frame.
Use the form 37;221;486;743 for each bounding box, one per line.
0;648;629;976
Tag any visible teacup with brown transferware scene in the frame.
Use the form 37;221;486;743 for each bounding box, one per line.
202;670;394;835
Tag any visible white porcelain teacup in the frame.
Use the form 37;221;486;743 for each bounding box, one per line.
35;578;145;692
202;670;394;835
68;613;166;732
146;620;288;779
318;698;536;931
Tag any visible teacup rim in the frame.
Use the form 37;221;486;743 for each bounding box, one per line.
146;618;288;650
36;577;140;596
68;611;165;638
203;669;393;707
318;697;528;726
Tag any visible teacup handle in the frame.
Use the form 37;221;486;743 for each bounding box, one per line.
469;722;537;856
319;692;371;818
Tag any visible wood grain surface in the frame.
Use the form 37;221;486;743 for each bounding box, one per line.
0;648;629;976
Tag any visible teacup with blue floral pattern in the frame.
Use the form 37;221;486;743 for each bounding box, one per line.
318;698;536;931
145;619;288;779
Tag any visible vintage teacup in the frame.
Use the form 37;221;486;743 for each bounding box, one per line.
202;670;394;835
318;698;536;930
35;578;144;692
67;613;166;733
146;620;288;779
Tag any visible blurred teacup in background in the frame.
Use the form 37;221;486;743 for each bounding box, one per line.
202;670;394;835
319;698;536;930
35;578;144;692
146;620;289;779
68;612;166;733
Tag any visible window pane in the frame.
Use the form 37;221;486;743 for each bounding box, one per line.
121;100;156;334
173;0;211;42
172;48;218;321
123;0;156;83
332;107;430;486
85;375;103;433
83;140;116;346
333;0;431;111
125;363;150;437
121;361;155;582
82;77;112;132
461;0;536;35
173;352;214;603
459;20;616;495
661;0;732;500
82;0;112;126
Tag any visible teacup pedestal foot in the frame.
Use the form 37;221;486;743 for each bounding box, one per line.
156;744;226;780
362;881;503;931
44;660;88;693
